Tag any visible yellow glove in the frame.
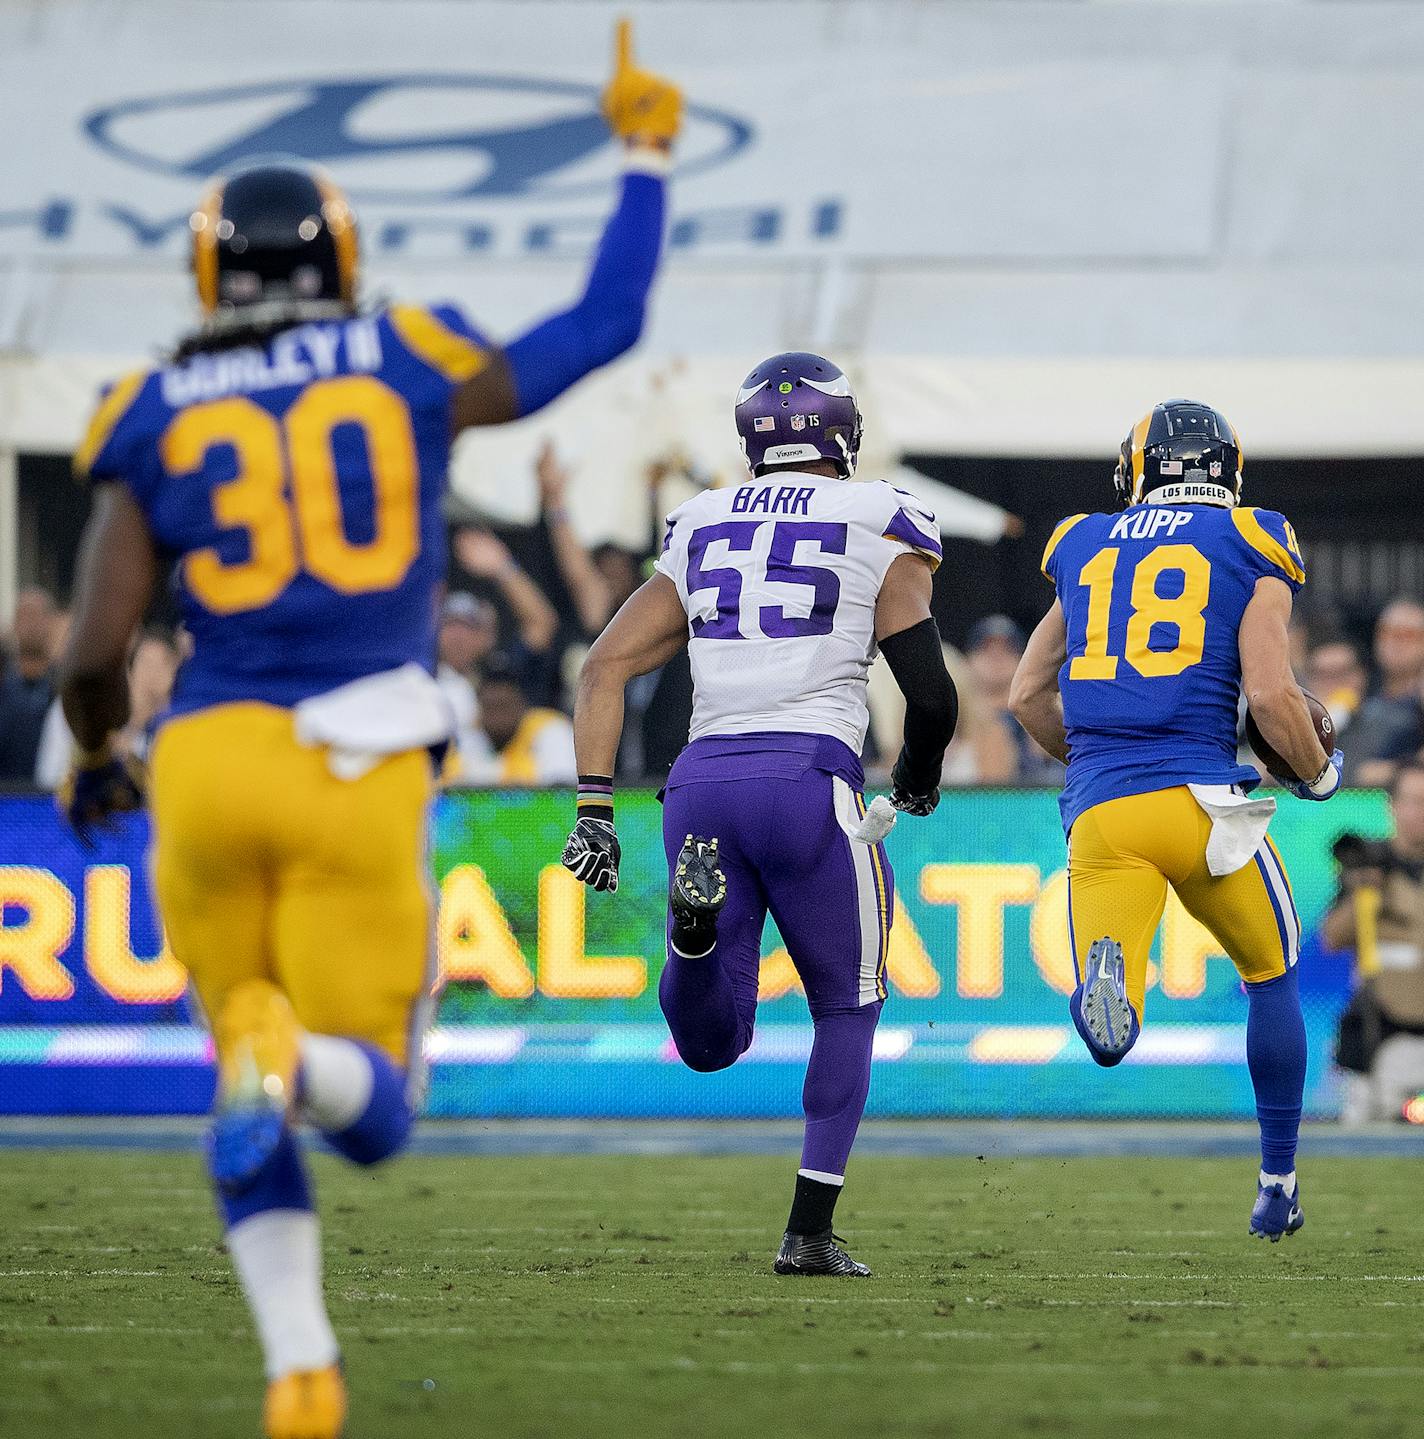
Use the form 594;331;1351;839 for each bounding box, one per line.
601;18;682;149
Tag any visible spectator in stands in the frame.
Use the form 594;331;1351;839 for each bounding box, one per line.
940;645;1016;784
537;442;613;637
966;615;1061;784
451;524;560;704
462;664;577;786
582;536;694;779
436;592;495;771
1323;761;1424;1122
0;585;58;783
123;628;182;760
591;543;644;615
1308;638;1368;745
1344;598;1424;786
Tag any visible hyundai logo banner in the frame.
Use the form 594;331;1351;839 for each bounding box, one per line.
0;0;1232;264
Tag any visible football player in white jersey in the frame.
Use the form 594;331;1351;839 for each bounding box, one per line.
562;353;958;1274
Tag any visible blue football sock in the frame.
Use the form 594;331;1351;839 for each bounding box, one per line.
212;1124;312;1229
319;1042;413;1168
1245;967;1307;1176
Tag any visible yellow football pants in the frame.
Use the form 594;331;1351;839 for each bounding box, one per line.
150;703;435;1065
1068;787;1299;1020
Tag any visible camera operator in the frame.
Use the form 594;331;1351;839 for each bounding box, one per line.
1324;761;1424;1121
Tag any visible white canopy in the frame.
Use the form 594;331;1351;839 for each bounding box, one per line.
2;0;1423;496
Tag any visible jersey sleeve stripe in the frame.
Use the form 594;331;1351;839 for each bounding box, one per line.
1040;513;1088;578
74;369;148;480
883;507;942;571
1231;508;1305;585
389;304;490;383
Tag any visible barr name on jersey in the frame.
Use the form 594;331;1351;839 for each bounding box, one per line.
729;483;816;516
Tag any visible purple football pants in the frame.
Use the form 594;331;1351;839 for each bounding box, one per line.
659;765;892;1178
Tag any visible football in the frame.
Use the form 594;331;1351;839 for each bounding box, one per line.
1245;687;1335;783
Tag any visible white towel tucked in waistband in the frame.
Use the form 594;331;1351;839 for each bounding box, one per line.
1187;783;1277;877
293;663;455;780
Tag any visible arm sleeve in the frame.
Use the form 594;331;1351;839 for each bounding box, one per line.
878;617;959;795
1230;507;1306;593
504;161;667;417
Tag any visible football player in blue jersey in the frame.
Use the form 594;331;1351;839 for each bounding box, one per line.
56;23;679;1438
1009;400;1343;1243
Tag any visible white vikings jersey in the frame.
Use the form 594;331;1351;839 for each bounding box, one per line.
655;472;941;751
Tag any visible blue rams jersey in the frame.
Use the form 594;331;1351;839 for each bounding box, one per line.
1041;501;1306;832
75;304;490;715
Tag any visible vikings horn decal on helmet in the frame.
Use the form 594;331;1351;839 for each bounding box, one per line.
734;352;864;478
190;163;359;322
1112;399;1244;510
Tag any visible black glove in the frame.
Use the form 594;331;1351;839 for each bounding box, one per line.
889;750;940;817
59;751;145;846
562;816;621;892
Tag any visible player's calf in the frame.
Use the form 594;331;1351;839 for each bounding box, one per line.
668;833;726;958
209;979;302;1191
1069;938;1140;1066
301;1035;414;1167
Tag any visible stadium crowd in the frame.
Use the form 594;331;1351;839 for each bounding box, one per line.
9;451;1424;792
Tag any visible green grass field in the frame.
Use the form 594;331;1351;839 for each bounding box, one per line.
1;1149;1421;1439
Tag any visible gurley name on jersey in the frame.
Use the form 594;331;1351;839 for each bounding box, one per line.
160;319;385;407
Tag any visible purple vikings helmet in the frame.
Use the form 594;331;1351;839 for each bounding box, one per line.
734;352;864;478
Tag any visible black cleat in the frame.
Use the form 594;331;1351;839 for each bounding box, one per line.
773;1230;872;1277
669;834;726;956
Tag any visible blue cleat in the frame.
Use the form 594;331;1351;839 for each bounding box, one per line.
1250;1181;1304;1242
206;980;301;1193
1069;937;1140;1067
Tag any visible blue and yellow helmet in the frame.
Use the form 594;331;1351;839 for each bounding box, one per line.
1113;399;1243;510
189;163;358;319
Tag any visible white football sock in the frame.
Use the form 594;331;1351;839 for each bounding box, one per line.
227;1209;339;1378
1260;1169;1297;1197
300;1033;375;1133
797;1168;845;1187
